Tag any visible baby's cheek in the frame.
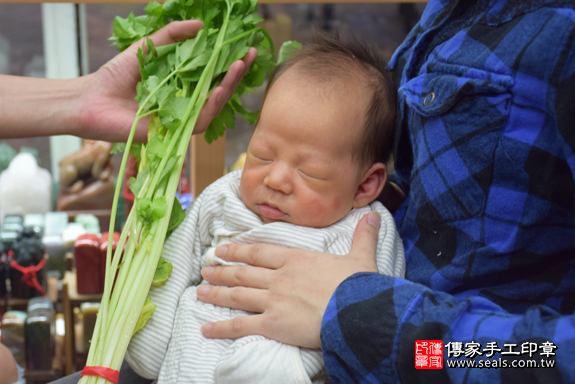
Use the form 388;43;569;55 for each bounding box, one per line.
332;197;341;211
240;173;258;204
301;197;331;220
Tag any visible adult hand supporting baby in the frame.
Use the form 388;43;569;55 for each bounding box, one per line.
0;20;257;142
197;211;382;349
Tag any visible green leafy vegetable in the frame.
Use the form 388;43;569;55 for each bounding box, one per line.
129;166;149;196
136;196;167;227
152;257;173;287
205;102;235;143
132;297;156;336
111;142;143;163
278;40;302;65
110;143;126;154
167;196;186;238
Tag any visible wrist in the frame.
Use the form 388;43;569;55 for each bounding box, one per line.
47;74;92;137
67;74;93;136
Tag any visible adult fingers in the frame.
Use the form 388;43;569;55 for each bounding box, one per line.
151;19;205;45
194;47;258;134
213;243;288;269
126;20;204;56
196;284;268;313
194;61;244;135
220;47;258;97
133;115;150;143
201;264;273;289
201;313;267;340
100;20;204;90
350;211;381;270
111;20;204;78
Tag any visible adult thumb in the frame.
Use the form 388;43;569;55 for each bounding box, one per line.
350;211;380;269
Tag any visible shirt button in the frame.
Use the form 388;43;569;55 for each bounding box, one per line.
423;92;435;106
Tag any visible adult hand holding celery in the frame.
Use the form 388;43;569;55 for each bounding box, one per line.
80;1;275;383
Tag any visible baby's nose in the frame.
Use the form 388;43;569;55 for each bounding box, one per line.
264;164;293;195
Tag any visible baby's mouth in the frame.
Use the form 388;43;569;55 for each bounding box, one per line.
256;203;287;220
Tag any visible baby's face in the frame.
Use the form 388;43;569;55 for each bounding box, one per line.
240;68;370;227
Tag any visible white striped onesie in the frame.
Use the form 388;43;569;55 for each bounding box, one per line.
126;170;405;384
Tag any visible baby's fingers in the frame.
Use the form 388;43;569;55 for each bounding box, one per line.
201;313;267;340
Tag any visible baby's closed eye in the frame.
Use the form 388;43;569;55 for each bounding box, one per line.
298;168;328;182
248;150;272;163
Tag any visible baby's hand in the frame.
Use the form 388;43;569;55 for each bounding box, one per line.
196;211;381;349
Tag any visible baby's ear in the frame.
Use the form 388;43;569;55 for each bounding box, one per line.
353;163;387;208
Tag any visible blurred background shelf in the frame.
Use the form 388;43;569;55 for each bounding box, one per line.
1;276;59;312
62;270;102;375
1;297;29;311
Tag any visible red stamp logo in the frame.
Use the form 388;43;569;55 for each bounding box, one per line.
415;340;443;369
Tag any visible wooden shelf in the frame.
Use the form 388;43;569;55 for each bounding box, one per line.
2;297;29;307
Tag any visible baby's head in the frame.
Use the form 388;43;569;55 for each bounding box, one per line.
240;32;396;228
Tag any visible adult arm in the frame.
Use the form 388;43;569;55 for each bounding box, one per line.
0;343;18;384
322;274;573;383
0;20;256;142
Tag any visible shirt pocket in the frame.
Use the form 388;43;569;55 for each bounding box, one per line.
399;62;513;223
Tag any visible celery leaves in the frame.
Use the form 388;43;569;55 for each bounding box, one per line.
152;257;173;287
110;0;275;144
167;198;186;238
205;103;235;143
278;40;302;65
136;197;167;228
132;297;156;336
129;166;149;196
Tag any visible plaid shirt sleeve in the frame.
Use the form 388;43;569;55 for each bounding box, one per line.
320;1;575;383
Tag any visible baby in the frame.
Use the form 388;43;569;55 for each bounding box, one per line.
126;32;404;384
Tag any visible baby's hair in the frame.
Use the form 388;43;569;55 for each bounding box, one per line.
262;31;396;170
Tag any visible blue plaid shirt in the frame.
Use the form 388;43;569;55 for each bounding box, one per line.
320;0;575;382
